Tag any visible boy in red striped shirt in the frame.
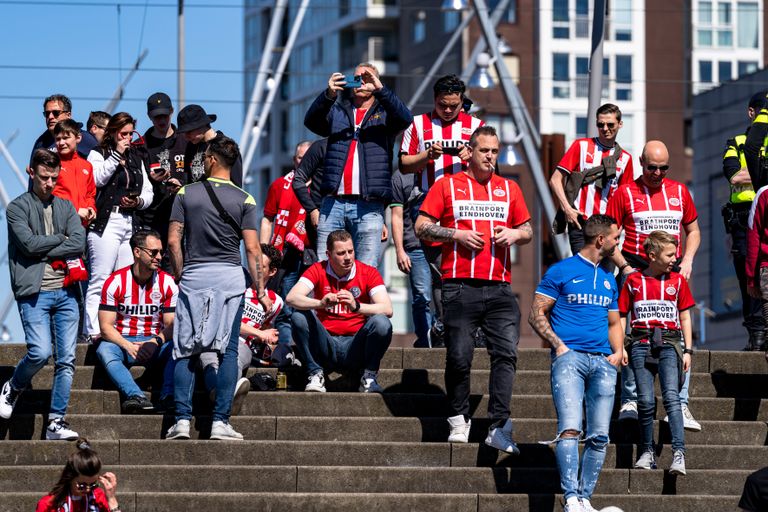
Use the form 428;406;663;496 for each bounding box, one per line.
618;230;694;476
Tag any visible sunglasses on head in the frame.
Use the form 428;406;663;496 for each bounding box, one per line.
43;110;69;118
596;122;616;129
435;84;464;94
75;482;99;492
646;164;669;172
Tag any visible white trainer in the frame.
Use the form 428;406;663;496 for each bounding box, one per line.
45;418;79;441
681;405;701;432
359;370;383;393
210;420;244;441
447;414;471;443
0;381;21;420
166;419;191;440
618;401;638;421
230;377;251;416
305;372;326;392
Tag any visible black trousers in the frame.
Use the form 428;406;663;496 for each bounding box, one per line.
442;279;520;428
730;222;765;333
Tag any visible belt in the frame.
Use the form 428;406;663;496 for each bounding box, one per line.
109;205;132;215
335;194;361;200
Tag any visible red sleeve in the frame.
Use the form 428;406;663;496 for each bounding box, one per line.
262;178;283;219
606;185;627;229
507;180;531;227
399;121;420;156
681;185;698;225
617;276;633;314
676;275;695;311
555;140;581;174
419;178;447;221
619;154;635;184
84;160;96;211
300;262;323;287
35;495;53;512
746;192;765;285
365;264;385;290
100;274;118;307
92;488;110;511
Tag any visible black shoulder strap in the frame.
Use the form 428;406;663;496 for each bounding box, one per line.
202;179;242;238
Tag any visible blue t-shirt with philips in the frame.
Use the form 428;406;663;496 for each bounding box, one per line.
535;253;618;355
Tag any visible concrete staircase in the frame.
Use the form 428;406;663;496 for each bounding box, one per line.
0;344;765;511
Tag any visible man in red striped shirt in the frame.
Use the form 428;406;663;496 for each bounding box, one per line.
415;125;532;452
96;229;177;414
550;103;635;254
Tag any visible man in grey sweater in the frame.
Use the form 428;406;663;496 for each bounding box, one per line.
0;149;86;440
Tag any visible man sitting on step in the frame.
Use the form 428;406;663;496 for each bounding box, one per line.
287;229;393;393
96;229;177;414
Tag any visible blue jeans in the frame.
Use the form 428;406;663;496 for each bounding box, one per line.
551;350;617;501
621;345;690;406
13;288;79;419
407;248;433;347
317;197;385;267
275;264;301;347
174;298;245;423
291;310;392;375
96;335;175;399
630;342;685;452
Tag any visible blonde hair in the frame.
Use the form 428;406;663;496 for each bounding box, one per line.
643;230;678;257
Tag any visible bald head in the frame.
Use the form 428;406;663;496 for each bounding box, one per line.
640;140;670;188
641;140;669;162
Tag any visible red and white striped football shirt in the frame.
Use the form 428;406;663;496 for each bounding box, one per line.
618;271;694;331
263;171;308;252
242;288;283;331
419;171;531;282
607;178;698;260
100;266;178;337
337;108;367;195
400;111;484;193
556;137;636;217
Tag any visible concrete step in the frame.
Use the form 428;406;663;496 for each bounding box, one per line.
2;415;764;445
0;492;743;512
0;465;753;496
1;343;766;374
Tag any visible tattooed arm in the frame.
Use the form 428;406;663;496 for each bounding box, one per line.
528;293;569;356
415;213;485;250
243;229;272;311
167;221;185;281
493;220;533;247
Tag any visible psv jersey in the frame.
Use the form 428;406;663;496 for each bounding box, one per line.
263;171;309;252
556;137;635;217
298;260;386;336
419;172;530;282
607;178;697;260
400;111;484;193
618;271;694;331
241;288;283;344
100;266;178;337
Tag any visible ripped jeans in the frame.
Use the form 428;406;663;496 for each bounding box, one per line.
550;349;618;501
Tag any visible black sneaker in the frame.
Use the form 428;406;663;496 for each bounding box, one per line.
155;395;175;414
122;395;155;414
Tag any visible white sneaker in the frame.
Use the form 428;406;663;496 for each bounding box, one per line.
0;381;21;419
669;449;687;475
45;418;79;441
634;448;657;470
359;370;383;393
166;419;191;440
305;372;326;392
230;377;251;416
580;498;598;512
447;414;471;443
563;496;585;512
484;419;520;454
681;405;701;432
210;420;244;441
618;401;638;421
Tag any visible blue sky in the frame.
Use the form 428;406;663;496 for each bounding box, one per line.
0;0;245;341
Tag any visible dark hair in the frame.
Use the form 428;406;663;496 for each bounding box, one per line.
129;228;162;250
469;125;499;148
53;119;82;138
87;111;111;131
101;112;137;152
596;103;622;121
326;230;353;251
43;94;72;113
260;244;283;272
30;149;61;171
433;74;466;98
206;135;239;170
583;214;617;243
48;438;102;509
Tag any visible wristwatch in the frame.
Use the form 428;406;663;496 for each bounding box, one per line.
351;300;361;313
152;335;163;345
683;348;694;355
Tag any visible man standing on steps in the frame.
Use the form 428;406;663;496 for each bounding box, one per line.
166;135;270;441
529;214;624;512
0;149;86;440
415;125;532;454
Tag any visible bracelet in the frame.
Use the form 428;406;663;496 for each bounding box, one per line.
619;263;631;272
351;300;361;313
152;335;163;345
683;348;694;355
110;506;121;512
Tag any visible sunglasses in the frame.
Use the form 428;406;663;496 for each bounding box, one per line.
596;122;616;129
646;164;669;172
43;110;69;118
435;84;464;94
75;482;99;492
138;247;163;258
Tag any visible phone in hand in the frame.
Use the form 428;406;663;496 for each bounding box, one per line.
343;75;362;88
442;146;461;156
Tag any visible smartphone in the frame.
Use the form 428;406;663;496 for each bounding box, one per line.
343;75;362;88
442;146;461;156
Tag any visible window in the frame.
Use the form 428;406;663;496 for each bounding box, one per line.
738;60;758;76
737;2;759;48
612;0;632;41
718;30;733;46
553;53;570;98
553;0;570;38
718;61;732;82
698;29;713;46
412;11;426;43
718;2;731;23
575;57;589;98
576;117;587;138
443;10;460;32
553;112;571;140
488;0;517;23
699;1;712;22
699;60;713;82
576;0;590;38
616;55;632;101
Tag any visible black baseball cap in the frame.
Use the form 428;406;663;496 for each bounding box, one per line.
749;91;768;110
177;104;217;133
147;92;173;117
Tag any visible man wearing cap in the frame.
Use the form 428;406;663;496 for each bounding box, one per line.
138;93;186;265
178;104;243;187
31;93;99;163
723;92;767;351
